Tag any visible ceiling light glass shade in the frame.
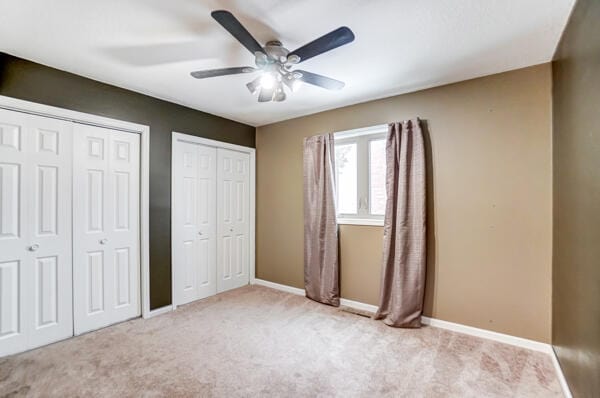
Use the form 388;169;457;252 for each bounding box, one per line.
283;75;302;92
292;79;302;92
246;76;262;94
286;54;300;64
254;51;268;68
273;83;286;102
273;90;286;102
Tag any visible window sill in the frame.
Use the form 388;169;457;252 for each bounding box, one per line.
337;218;384;227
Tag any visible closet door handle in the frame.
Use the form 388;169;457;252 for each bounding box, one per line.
99;238;108;245
28;244;40;252
229;228;234;232
198;232;203;236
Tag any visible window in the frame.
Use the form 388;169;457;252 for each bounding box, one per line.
334;125;387;225
335;143;357;214
369;139;386;215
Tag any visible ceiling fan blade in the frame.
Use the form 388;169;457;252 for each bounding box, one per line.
211;10;265;55
288;27;355;63
258;86;275;102
190;67;255;79
296;70;345;90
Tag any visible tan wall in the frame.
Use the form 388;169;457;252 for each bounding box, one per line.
256;64;552;342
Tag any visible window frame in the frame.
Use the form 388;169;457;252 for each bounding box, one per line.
334;125;387;226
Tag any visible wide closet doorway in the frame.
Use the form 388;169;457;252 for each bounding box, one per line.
171;132;255;307
0;99;148;357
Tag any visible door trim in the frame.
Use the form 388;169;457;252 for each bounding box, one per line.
171;132;256;310
0;95;152;320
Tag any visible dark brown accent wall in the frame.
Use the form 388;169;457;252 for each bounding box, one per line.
552;0;600;396
0;53;255;310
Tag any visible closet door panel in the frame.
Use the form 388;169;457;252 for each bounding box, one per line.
0;109;72;356
0;112;26;357
73;124;140;335
108;130;140;318
217;148;249;293
175;142;199;304
195;145;217;298
173;141;216;305
27;116;73;348
74;126;110;333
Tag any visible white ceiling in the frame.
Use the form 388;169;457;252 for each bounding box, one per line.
0;0;574;126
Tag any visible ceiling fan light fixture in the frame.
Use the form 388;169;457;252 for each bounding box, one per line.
274;90;286;102
287;54;300;64
260;73;275;90
192;10;354;103
246;76;262;94
292;79;302;92
254;51;269;68
272;82;286;102
282;74;302;93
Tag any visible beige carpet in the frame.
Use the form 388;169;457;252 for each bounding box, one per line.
0;285;561;397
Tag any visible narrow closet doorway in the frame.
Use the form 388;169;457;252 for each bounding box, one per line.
171;132;255;307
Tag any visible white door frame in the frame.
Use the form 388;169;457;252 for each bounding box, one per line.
0;95;153;319
171;131;256;310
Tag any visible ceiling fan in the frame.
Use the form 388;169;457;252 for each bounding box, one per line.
190;10;355;103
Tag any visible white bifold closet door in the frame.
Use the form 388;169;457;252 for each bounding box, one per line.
172;139;250;306
0;109;73;357
216;148;250;293
173;142;217;305
72;124;140;335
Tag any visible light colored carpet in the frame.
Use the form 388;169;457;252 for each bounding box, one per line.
0;285;561;397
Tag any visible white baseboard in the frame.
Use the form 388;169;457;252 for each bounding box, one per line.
251;278;305;296
419;316;552;354
550;348;573;398
340;298;378;313
143;304;173;319
251;278;571;397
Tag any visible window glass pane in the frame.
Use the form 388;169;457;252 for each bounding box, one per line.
335;143;357;214
369;139;386;215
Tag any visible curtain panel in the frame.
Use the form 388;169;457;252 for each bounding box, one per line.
374;119;427;327
303;133;340;306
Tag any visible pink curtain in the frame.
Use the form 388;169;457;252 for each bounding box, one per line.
374;119;427;327
303;134;340;306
